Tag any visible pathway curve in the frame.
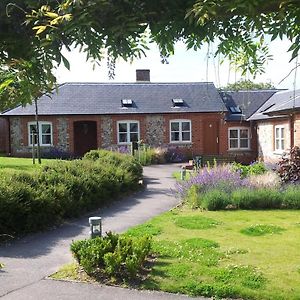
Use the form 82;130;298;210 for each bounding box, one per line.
0;164;207;299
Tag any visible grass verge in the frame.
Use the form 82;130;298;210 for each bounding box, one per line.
55;209;300;299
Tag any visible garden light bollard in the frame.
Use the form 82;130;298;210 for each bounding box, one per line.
89;216;102;239
181;166;186;180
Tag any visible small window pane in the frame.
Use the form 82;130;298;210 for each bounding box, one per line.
240;129;249;138
230;139;238;148
119;133;127;143
130;123;138;132
130;133;138;142
42;135;51;145
240;139;249;148
281;140;284;150
42;124;51;134
171;132;180;141
182;122;190;131
182;132;190;141
275;128;280;138
230;130;238;138
276;140;280;150
119;123;127;132
281;128;284;139
171;122;179;131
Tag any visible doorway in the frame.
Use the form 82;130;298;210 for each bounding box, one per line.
73;121;97;156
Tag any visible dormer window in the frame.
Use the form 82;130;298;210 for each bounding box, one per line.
172;98;184;107
229;106;242;114
121;99;133;107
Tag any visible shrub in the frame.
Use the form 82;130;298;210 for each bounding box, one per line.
281;184;300;208
232;162;267;178
278;146;300;183
240;224;285;236
70;232;151;279
0;151;142;236
231;188;282;209
200;189;231;210
176;165;249;198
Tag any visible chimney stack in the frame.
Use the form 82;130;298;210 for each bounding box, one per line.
136;69;150;82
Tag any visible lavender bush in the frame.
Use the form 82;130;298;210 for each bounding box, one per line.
175;165;249;198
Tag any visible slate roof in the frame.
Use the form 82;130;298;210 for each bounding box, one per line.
248;89;300;121
2;82;226;116
219;90;277;121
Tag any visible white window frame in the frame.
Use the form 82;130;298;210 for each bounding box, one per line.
117;120;140;145
28;122;53;146
170;119;192;143
228;127;250;150
274;125;285;152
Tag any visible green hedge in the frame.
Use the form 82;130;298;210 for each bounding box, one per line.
0;151;142;236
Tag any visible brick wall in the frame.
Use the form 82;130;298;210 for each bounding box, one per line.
8;113;257;162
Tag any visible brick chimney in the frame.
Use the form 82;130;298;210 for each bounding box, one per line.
136;69;150;82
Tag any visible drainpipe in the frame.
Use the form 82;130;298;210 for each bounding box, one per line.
290;113;295;148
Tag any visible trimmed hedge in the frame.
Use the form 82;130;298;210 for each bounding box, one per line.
0;151;142;236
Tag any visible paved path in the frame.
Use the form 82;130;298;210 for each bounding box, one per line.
0;164;207;299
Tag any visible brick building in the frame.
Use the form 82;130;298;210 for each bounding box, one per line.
249;89;300;163
1;70;273;163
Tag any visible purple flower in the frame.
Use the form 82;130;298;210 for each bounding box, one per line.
176;165;250;198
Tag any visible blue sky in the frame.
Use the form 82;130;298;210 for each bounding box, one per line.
55;39;299;90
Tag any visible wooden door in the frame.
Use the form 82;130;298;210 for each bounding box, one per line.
74;121;97;156
203;120;219;155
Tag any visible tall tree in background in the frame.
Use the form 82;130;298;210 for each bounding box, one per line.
0;0;299;109
222;80;275;91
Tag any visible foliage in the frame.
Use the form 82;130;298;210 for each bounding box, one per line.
281;185;300;209
278;146;300;183
232;161;267;178
71;232;151;279
221;80;275;91
0;1;300;108
134;144;167;166
0;151;142;236
175;165;249;197
200;189;231;210
240;224;285;236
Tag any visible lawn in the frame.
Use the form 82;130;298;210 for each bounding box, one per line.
54;208;300;300
126;208;300;299
0;157;55;172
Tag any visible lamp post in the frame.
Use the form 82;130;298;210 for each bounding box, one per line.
89;216;102;238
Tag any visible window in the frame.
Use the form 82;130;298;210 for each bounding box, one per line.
275;125;285;151
28;122;53;146
172;98;185;107
121;99;133;107
170;120;191;143
228;128;250;150
117;121;139;144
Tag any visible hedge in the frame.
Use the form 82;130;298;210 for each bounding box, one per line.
0;150;142;236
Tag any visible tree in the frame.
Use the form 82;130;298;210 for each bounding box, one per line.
221;80;275;91
0;0;299;109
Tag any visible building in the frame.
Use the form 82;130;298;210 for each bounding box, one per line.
1;70;275;163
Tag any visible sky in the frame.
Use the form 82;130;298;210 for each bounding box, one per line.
55;39;299;90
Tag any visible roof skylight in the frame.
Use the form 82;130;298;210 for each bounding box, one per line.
229;106;242;114
121;99;133;107
172;98;184;107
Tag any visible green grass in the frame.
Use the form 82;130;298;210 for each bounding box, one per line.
241;224;285;236
0;157;57;173
137;209;300;299
53;208;300;299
